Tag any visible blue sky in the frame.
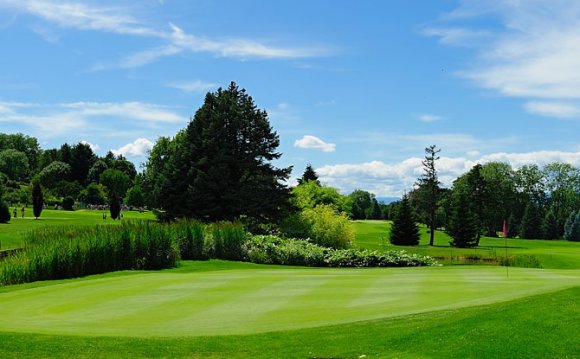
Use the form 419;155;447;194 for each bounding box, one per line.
0;0;579;197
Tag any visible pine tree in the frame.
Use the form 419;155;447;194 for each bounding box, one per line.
32;180;43;219
520;202;543;239
415;145;440;246
389;196;420;246
564;211;580;241
447;192;479;248
159;82;291;222
298;164;320;185
542;209;560;240
109;192;121;220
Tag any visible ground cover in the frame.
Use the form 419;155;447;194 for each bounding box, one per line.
0;209;155;250
0;261;577;358
0;260;578;338
354;220;580;269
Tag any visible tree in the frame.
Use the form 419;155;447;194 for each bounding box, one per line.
0;133;41;172
447;192;479;248
389;196;420;246
480;162;517;237
542;209;560;240
87;160;108;184
142;136;175;208
520;202;543;239
543;163;580;235
291;180;352;216
564;211;580;241
38;161;71;189
0;201;10;223
0;149;30;181
126;185;145;207
70;142;96;185
415;145;440;246
157;82;292;222
298;164;320;185
79;183;107;205
370;198;382;219
32;180;43;219
100;169;130;199
349;189;374;219
109;191;121;220
506;213;519;238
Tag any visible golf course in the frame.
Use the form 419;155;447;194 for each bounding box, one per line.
0;211;579;358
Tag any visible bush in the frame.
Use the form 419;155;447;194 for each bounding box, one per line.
243;235;436;268
0;201;10;223
210;222;247;260
301;205;354;249
62;196;75;211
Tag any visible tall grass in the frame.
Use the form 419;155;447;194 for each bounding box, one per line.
0;222;178;286
209;222;247;260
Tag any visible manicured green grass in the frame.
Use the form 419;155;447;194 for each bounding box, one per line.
0;209;155;250
0;261;578;358
354;220;580;269
0;260;578;337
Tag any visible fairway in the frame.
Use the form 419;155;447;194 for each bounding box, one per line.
0;261;578;337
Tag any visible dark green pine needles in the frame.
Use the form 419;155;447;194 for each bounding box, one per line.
389;196;420;245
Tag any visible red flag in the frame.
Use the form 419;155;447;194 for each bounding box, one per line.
503;220;507;238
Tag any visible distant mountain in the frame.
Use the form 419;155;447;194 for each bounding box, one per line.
376;197;400;204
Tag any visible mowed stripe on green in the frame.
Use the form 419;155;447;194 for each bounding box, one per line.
0;264;578;337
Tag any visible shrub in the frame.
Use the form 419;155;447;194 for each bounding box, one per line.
62;196;75;211
243;235;436;268
0;201;10;223
210;222;247;260
301;205;354;249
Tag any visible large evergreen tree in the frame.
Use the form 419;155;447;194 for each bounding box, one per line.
542;209;560;240
159;82;291;221
447;192;479;248
389;196;420;246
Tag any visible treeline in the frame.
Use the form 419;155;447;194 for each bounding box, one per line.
0;133;146;212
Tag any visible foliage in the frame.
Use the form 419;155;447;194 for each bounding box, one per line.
506;213;519;238
297;163;320;185
479;162;517;236
125;185;145;207
301;204;354;249
38;161;71;189
156;82;291;222
100;168;130;198
291;180;353;215
31;180;43;219
243;235;435;267
389;196;420;246
541;210;559;240
87;160;108;184
79;182;107;205
447;192;479;248
563;211;580;241
173;220;207;260
0;201;10;223
0;222;178;286
69;142;97;185
348;189;376;219
62;196;75;211
519;202;543;239
415;145;441;245
0;149;30;181
109;192;121;220
209;222;248;260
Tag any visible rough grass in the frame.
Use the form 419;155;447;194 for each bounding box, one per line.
0;261;577;358
354;220;580;269
0;209;155;250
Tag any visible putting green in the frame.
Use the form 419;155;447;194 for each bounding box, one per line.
0;264;578;337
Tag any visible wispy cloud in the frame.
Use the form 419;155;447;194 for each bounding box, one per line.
426;0;580;119
0;0;331;68
0;101;185;137
294;135;336;153
166;80;218;93
417;114;443;122
524;101;580;119
422;27;490;46
112;138;154;157
317;150;580;197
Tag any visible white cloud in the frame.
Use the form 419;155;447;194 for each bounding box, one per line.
422;27;490;46
524;101;580;119
417;114;443;122
0;101;184;137
112;138;154;157
427;0;580;118
294;135;336;153
80;140;100;152
166;80;218;93
316;150;580;197
0;1;331;67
